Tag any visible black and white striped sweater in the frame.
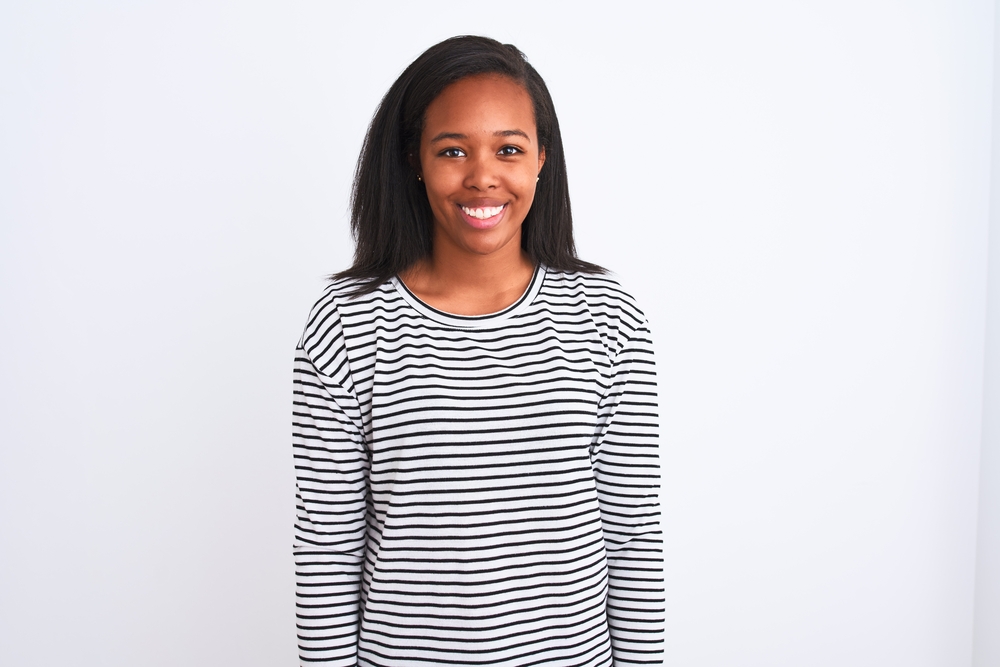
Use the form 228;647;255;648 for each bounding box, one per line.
292;267;663;666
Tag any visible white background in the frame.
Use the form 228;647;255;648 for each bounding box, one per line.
1;2;997;666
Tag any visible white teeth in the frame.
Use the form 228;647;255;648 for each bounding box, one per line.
461;205;505;220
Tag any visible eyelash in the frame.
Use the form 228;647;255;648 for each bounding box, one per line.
438;146;524;158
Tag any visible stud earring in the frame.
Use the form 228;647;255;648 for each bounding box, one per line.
417;175;422;182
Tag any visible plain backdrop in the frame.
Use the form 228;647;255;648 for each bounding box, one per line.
1;2;998;666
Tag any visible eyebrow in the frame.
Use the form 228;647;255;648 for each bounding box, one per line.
429;129;531;143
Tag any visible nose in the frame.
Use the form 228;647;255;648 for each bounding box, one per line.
463;151;499;191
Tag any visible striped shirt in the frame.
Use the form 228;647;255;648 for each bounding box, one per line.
292;266;663;666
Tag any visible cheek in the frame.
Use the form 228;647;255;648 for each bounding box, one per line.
425;179;451;202
424;164;460;194
512;172;539;201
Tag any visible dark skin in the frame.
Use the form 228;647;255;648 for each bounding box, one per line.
400;74;545;316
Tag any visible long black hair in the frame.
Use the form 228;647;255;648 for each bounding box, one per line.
334;35;603;291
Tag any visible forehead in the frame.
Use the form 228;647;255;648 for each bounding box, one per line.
423;75;536;138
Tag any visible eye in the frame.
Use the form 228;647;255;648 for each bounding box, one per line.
497;145;523;157
440;147;466;158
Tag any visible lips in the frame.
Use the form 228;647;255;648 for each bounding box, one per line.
458;202;507;230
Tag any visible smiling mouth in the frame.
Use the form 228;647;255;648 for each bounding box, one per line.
458;203;507;229
461;204;506;220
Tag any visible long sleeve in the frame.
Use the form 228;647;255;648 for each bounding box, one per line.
591;320;664;665
292;329;369;665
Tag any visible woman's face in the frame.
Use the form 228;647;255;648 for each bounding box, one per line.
418;74;545;261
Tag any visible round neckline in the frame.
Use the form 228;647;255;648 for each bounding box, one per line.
392;265;545;328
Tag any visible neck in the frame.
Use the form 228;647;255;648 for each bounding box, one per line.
400;236;536;316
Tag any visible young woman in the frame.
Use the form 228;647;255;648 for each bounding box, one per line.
292;36;663;666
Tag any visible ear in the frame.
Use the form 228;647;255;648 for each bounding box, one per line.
537;146;546;175
407;151;422;179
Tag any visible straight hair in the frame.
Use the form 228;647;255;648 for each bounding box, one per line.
334;35;604;291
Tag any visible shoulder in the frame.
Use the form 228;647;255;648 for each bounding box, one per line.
541;268;647;327
298;277;399;371
539;268;650;355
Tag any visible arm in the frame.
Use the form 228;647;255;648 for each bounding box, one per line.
292;340;369;665
592;321;664;665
